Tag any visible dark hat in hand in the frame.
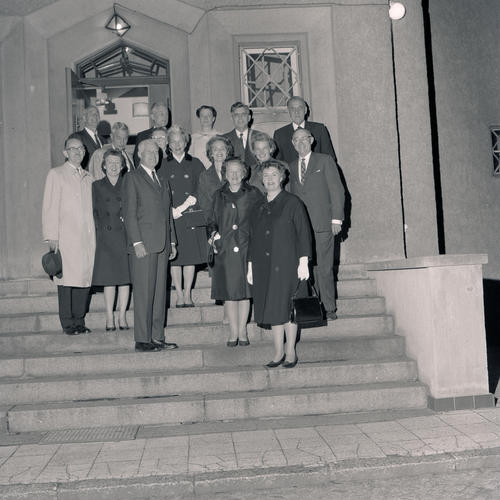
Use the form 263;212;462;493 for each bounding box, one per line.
42;251;63;280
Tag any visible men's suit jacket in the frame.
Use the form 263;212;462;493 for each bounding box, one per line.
121;166;176;254
289;152;344;233
74;129;107;170
273;121;337;165
223;128;263;166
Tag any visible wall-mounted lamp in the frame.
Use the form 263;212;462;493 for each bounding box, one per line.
105;4;130;37
389;1;406;20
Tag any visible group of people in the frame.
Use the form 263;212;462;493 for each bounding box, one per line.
42;96;345;366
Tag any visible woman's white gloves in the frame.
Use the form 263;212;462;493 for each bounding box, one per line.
173;195;197;219
297;256;309;281
247;262;253;285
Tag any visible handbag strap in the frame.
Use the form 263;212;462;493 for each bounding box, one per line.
292;278;319;299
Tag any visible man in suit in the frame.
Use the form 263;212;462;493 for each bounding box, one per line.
42;134;96;335
89;122;134;180
122;139;178;352
74;106;107;170
273;96;337;164
223;102;262;167
133;102;170;167
289;128;344;320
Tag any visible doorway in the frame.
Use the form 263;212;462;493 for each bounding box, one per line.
66;40;171;147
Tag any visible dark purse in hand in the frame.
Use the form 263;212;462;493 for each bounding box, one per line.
290;279;326;328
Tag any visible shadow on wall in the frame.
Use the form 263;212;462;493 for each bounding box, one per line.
483;279;500;396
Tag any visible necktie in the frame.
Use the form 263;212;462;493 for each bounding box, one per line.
239;133;245;148
122;151;132;171
152;170;161;186
300;158;307;184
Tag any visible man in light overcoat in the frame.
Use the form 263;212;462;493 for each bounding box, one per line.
42;134;96;334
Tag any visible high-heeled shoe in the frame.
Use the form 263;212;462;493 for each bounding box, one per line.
265;354;285;368
226;339;239;347
283;356;298;368
105;322;116;332
118;321;129;331
238;338;250;346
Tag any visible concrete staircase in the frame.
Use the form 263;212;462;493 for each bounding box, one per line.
0;265;428;434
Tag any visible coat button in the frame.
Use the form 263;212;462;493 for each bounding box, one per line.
232;224;238;230
233;246;239;253
265;251;270;256
184;174;189;178
265;230;270;235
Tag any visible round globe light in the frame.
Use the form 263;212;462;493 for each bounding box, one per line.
389;2;406;20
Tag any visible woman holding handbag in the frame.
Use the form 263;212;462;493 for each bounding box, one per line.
247;160;312;368
207;157;263;346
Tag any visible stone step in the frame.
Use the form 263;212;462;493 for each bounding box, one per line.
0;297;385;334
0;315;394;355
6;380;427;432
0;336;406;378
0;264;369;297
0;278;378;315
1;358;418;406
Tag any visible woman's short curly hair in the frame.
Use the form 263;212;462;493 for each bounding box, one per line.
249;131;276;156
101;148;126;175
166;124;190;146
259;159;289;187
221;157;249;181
206;135;234;163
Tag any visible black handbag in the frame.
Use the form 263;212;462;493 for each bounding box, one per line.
290;279;326;328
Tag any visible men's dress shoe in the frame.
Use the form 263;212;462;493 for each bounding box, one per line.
63;327;78;335
265;354;285;368
326;311;337;321
75;325;91;334
283;357;298;368
152;340;178;350
226;339;239;347
135;342;161;352
238;339;250;346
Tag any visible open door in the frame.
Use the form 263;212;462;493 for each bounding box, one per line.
65;68;89;134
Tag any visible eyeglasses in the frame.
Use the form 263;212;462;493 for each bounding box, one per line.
66;146;85;152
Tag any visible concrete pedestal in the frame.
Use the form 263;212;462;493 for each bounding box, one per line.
367;254;494;411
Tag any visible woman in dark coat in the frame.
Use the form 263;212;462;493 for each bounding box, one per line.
248;160;312;368
248;131;276;193
207;158;264;346
159;125;206;307
92;149;131;330
197;135;234;217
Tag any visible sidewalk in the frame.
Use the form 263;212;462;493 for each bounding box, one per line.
0;408;499;497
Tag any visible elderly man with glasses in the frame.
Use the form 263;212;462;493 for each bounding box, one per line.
42;134;96;335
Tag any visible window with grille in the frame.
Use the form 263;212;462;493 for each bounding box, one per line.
240;46;302;111
490;127;500;175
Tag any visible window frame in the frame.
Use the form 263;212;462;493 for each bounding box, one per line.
233;34;310;120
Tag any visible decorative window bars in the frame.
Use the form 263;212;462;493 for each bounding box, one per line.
490;127;500;176
240;46;302;110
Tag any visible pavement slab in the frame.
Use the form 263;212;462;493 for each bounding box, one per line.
0;408;499;493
